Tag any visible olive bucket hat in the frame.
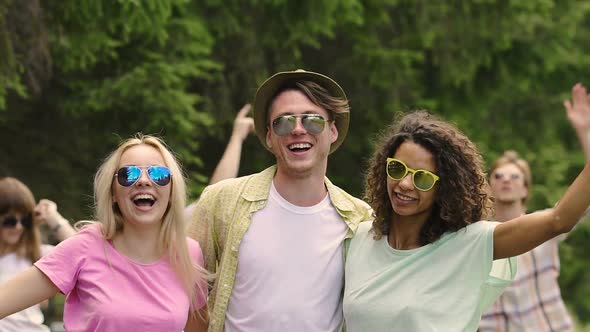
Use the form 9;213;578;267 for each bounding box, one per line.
252;69;350;154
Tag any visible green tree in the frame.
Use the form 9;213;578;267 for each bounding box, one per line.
1;0;590;323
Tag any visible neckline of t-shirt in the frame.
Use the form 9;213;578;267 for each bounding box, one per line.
379;234;437;256
270;181;331;214
379;224;470;256
105;238;168;267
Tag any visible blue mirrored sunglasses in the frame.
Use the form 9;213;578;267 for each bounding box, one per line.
115;166;172;187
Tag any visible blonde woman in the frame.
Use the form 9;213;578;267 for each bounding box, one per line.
0;134;209;332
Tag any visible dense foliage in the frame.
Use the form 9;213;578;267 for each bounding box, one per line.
1;0;589;324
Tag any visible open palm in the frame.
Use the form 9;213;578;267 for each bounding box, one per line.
564;83;590;162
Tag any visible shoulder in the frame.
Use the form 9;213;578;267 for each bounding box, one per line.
35;224;105;275
56;223;104;250
465;220;499;234
438;221;498;251
186;237;204;265
326;181;365;206
347;221;379;261
40;244;55;257
350;221;375;246
200;171;264;199
186;237;203;253
198;166;275;205
357;221;374;235
325;180;372;221
76;223;104;240
195;176;251;212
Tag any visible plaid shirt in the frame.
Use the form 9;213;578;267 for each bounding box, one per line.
187;165;372;332
479;236;573;332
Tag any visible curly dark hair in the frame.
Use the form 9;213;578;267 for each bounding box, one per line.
364;111;492;245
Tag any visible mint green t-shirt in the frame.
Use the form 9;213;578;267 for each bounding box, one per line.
343;221;516;332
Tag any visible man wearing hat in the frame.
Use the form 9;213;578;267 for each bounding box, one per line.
187;69;370;332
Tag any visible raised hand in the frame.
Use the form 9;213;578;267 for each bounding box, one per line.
564;83;590;162
34;199;76;239
34;199;62;228
207;103;254;185
232;104;255;142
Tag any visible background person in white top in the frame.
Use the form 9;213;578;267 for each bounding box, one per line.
187;70;371;332
0;177;75;332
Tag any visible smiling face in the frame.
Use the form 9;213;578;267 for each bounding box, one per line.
266;89;338;179
112;144;172;230
490;163;528;205
387;141;437;224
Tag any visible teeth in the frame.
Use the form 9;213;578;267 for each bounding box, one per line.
289;143;312;150
133;194;155;201
395;192;415;201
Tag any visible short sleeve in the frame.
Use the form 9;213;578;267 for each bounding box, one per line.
479;221;517;310
40;244;55;257
34;225;99;295
187;238;208;309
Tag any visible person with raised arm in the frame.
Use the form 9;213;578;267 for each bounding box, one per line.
343;83;590;331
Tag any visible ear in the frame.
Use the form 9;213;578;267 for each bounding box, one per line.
329;121;338;144
521;186;529;201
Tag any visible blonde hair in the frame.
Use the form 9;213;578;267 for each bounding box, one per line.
0;177;41;262
86;133;207;311
489;150;532;206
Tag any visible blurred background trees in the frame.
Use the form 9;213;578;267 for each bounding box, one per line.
1;0;589;325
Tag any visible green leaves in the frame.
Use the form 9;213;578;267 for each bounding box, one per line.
2;0;590;323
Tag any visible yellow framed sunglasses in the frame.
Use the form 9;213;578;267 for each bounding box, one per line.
386;158;440;192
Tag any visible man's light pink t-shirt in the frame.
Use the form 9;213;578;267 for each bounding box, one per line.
35;225;206;332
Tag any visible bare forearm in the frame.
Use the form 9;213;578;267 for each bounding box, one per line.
210;135;244;185
553;165;590;232
48;216;77;242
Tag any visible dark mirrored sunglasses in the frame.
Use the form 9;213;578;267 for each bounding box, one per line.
271;114;327;136
386;158;440;192
115;166;172;187
1;214;33;229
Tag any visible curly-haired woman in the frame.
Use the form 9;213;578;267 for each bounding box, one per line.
343;83;590;331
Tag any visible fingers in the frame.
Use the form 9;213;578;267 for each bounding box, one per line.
233;104;255;138
564;83;590;116
572;83;588;105
236;104;252;119
244;117;255;131
34;199;57;219
564;100;572;114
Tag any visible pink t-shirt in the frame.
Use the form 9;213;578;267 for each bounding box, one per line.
35;225;206;332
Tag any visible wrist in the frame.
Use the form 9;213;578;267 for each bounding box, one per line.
229;134;246;144
49;216;67;232
51;222;62;232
